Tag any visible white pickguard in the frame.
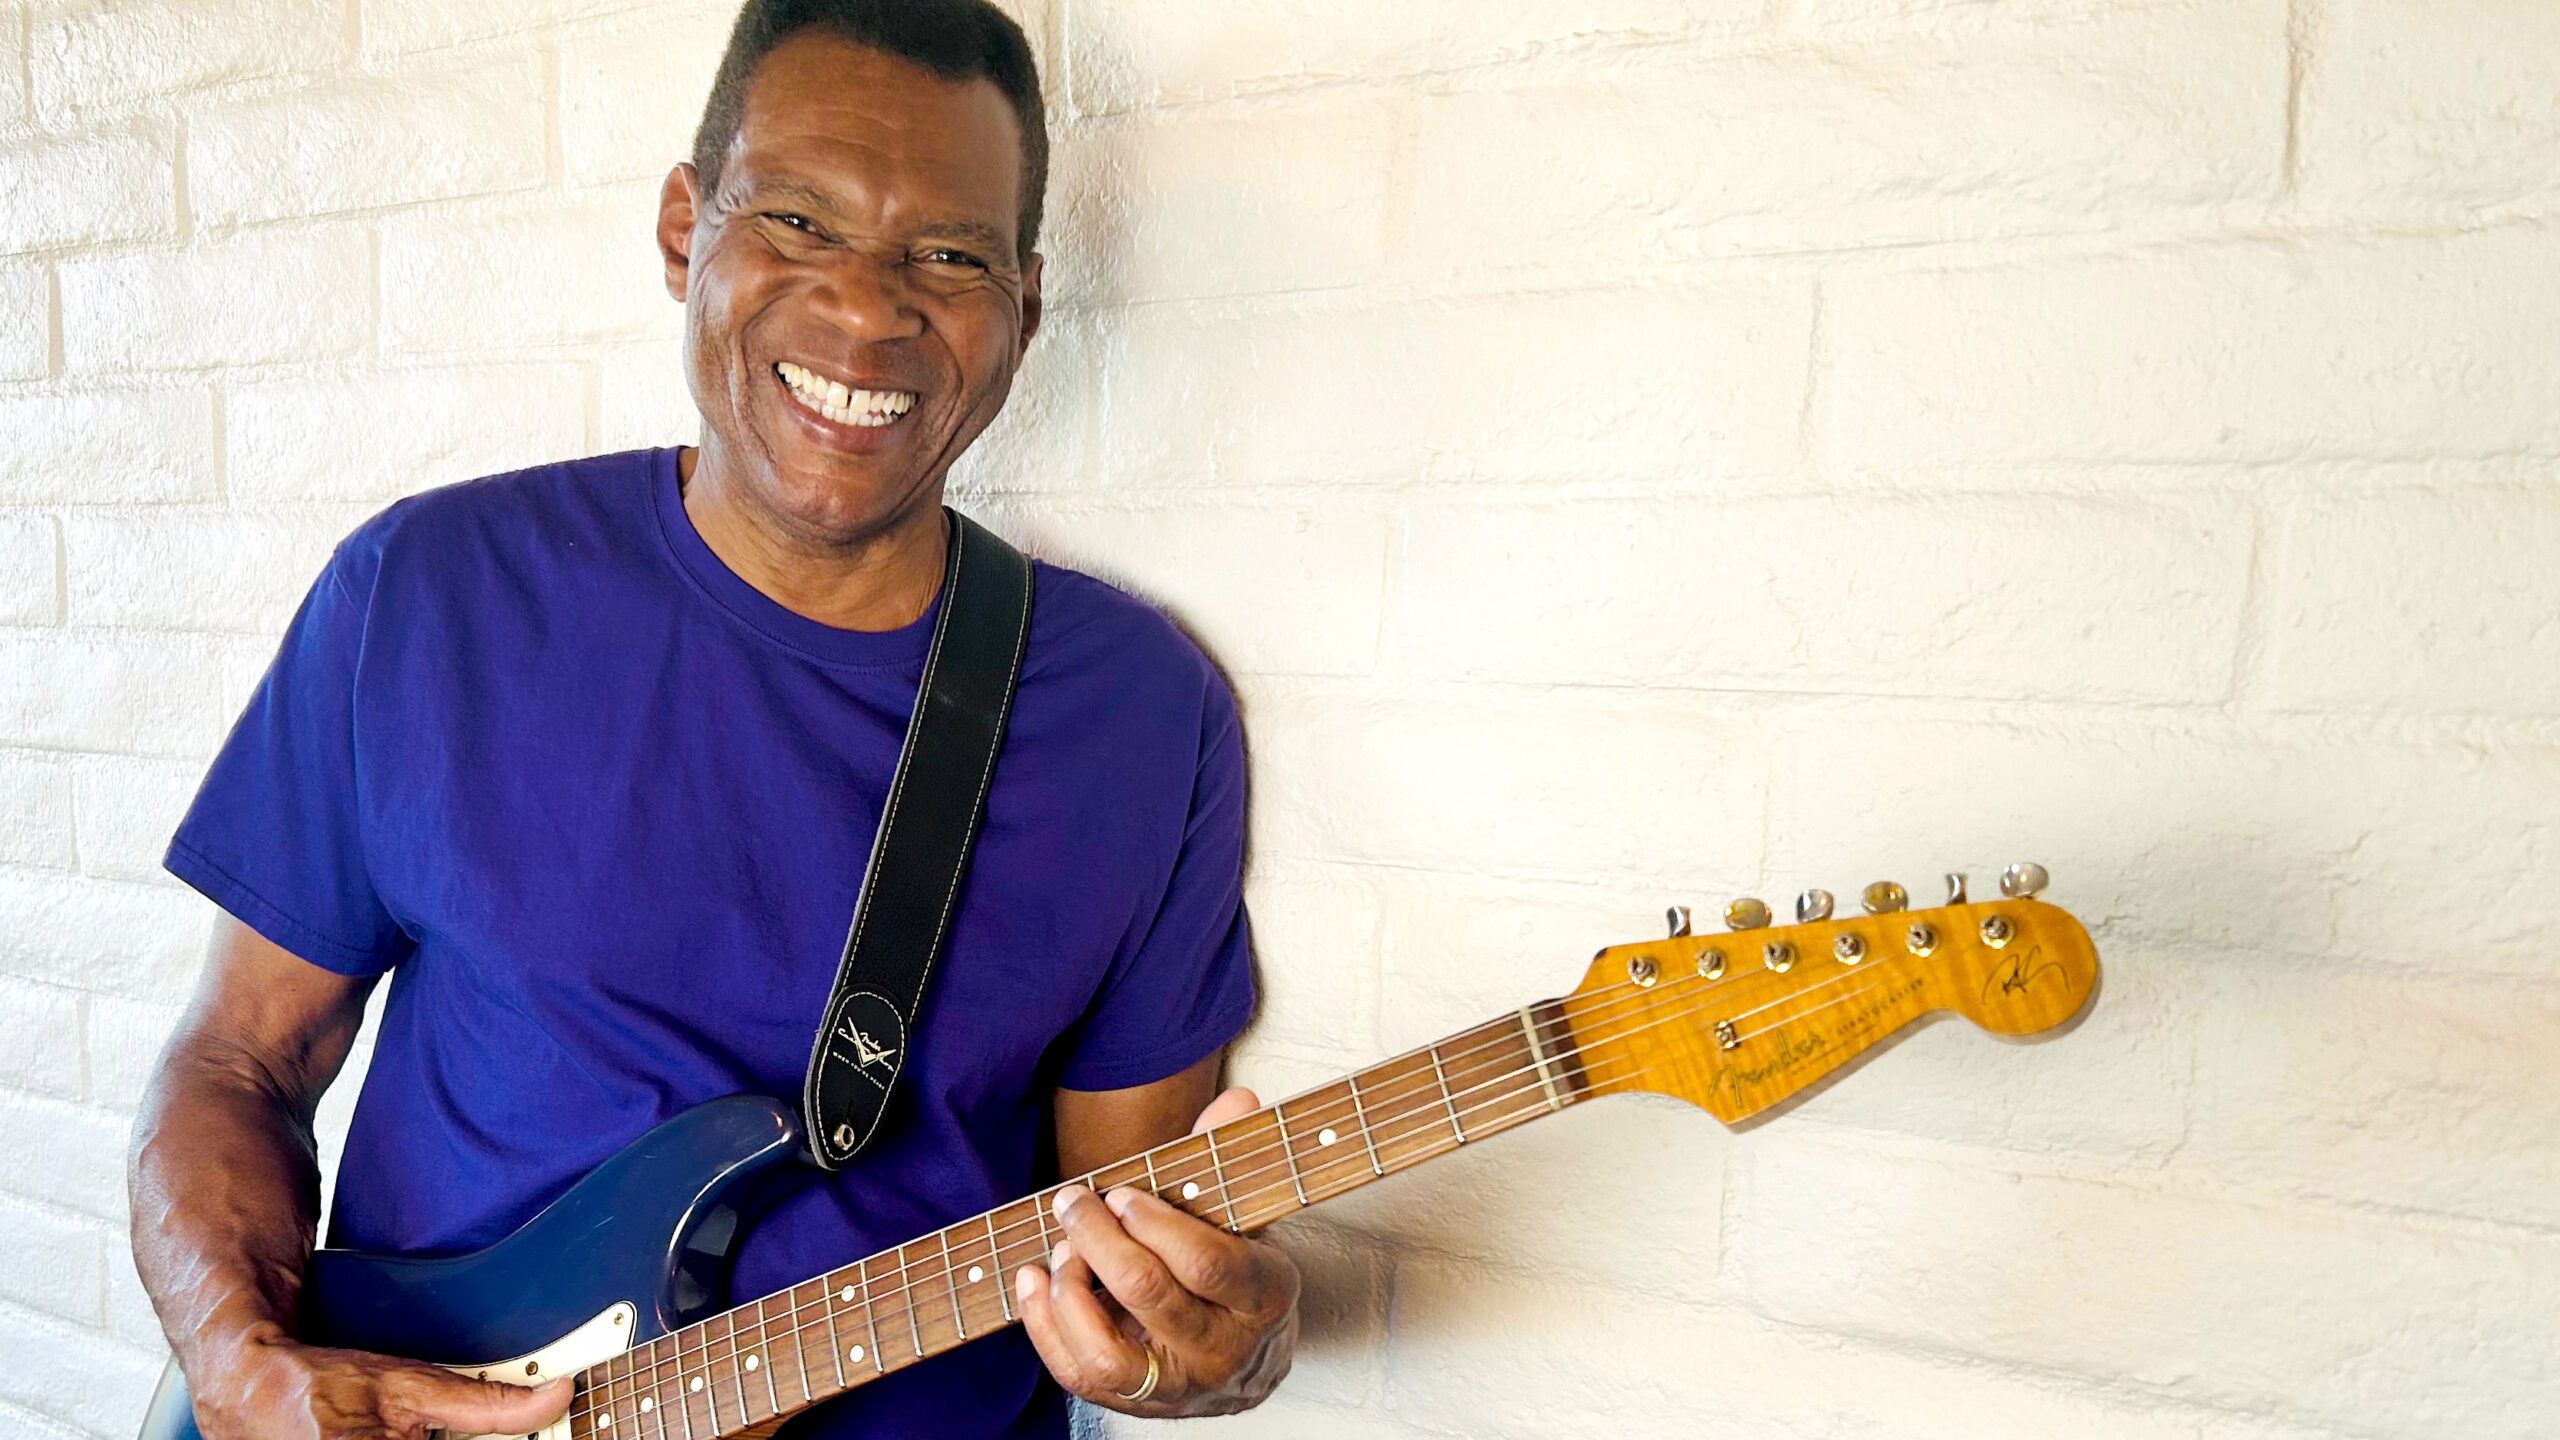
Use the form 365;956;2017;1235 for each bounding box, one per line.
435;1301;637;1440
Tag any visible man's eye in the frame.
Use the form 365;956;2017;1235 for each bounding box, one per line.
764;212;819;234
921;248;988;270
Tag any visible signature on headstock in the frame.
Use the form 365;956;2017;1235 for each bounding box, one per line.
1981;944;2064;1005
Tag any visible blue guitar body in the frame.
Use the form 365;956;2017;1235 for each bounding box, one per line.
137;1096;808;1440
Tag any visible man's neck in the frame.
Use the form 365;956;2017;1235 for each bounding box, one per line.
676;443;948;632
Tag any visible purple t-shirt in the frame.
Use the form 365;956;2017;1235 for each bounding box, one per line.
164;445;1256;1440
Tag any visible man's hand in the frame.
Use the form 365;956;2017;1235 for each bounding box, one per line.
188;1324;571;1440
1014;1087;1300;1417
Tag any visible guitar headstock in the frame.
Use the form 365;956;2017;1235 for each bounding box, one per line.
1560;866;2097;1124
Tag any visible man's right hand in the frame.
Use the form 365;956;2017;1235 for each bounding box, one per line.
129;918;574;1440
189;1326;573;1440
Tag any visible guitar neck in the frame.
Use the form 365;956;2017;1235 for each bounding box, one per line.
564;1000;1595;1438
561;888;2104;1440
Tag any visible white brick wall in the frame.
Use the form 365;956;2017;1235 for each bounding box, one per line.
3;3;2554;1438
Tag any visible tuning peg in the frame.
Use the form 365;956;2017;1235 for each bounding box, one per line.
1794;888;1834;923
1999;862;2050;900
1944;872;1969;905
1724;897;1771;931
1860;881;1908;914
1666;905;1693;938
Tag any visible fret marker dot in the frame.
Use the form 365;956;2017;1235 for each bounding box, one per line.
1318;1127;1338;1146
849;1345;866;1364
839;1285;855;1301
599;1416;612;1428
640;1399;653;1413
1181;1181;1200;1200
968;1265;985;1283
745;1355;759;1372
691;1378;704;1393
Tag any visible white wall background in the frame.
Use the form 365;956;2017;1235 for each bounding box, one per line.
2;0;2556;1437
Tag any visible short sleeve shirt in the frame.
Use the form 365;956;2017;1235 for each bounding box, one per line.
164;446;1257;1440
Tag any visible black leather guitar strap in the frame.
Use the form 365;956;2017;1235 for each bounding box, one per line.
802;508;1032;1170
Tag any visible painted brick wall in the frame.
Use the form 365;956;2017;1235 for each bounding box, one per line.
2;2;2554;1438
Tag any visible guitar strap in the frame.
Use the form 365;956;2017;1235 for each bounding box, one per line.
801;507;1033;1170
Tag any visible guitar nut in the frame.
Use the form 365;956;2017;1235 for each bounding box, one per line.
1980;915;2014;948
1834;933;1865;964
1628;955;1659;987
1763;941;1795;973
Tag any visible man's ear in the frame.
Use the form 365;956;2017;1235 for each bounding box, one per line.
1018;250;1044;357
657;162;700;303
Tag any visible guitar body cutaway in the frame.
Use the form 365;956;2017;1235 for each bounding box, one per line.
136;1095;806;1440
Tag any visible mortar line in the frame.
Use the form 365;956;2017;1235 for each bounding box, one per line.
2281;0;2319;198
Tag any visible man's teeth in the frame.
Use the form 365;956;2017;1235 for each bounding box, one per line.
775;361;916;428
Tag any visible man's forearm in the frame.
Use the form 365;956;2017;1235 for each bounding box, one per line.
128;1036;330;1375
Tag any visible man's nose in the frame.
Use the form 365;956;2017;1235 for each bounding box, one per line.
806;253;925;341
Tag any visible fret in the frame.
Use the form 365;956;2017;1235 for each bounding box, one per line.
825;1269;847;1390
987;1211;1013;1323
859;1257;884;1373
614;1342;645;1440
1305;1084;1370;1199
940;1228;967;1341
582;1358;615;1440
636;1335;663;1437
646;1340;681;1440
666;1329;697;1440
768;1294;788;1413
1427;1044;1467;1142
563;1014;1624;1436
1384;1052;1462;1166
575;1003;1623;1423
674;1339;696;1440
1203;1127;1235;1228
1450;1019;1559;1146
621;1363;645;1440
665;1322;696;1434
1519;1005;1563;1112
725;1306;759;1426
902;1244;927;1359
718;1307;752;1428
1270;1104;1309;1206
788;1282;812;1407
1344;1072;1385;1176
751;1294;780;1417
722;1304;751;1422
1172;1135;1217;1212
697;1314;722;1435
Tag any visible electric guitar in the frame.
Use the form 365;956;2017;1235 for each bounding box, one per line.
137;865;2097;1440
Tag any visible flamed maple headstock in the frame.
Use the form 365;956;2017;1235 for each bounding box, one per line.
1560;866;2098;1124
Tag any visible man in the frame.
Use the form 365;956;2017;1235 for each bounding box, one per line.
124;3;1300;1436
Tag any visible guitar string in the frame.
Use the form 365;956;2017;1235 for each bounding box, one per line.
580;959;1941;1438
572;940;1961;1431
576;961;1920;1440
579;936;1965;1430
577;957;1718;1424
577;948;1767;1423
581;941;1959;1434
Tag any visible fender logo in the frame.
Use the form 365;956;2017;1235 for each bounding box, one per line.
835;1015;899;1070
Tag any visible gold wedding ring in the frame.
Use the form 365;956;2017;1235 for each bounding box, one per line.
1112;1348;1161;1403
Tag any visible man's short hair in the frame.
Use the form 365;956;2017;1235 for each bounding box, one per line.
691;0;1049;259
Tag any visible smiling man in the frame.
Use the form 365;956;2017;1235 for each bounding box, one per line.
125;3;1298;1438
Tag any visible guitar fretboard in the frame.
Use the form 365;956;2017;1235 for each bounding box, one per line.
562;1000;1591;1439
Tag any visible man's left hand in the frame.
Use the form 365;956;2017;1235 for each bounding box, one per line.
1014;1086;1300;1416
